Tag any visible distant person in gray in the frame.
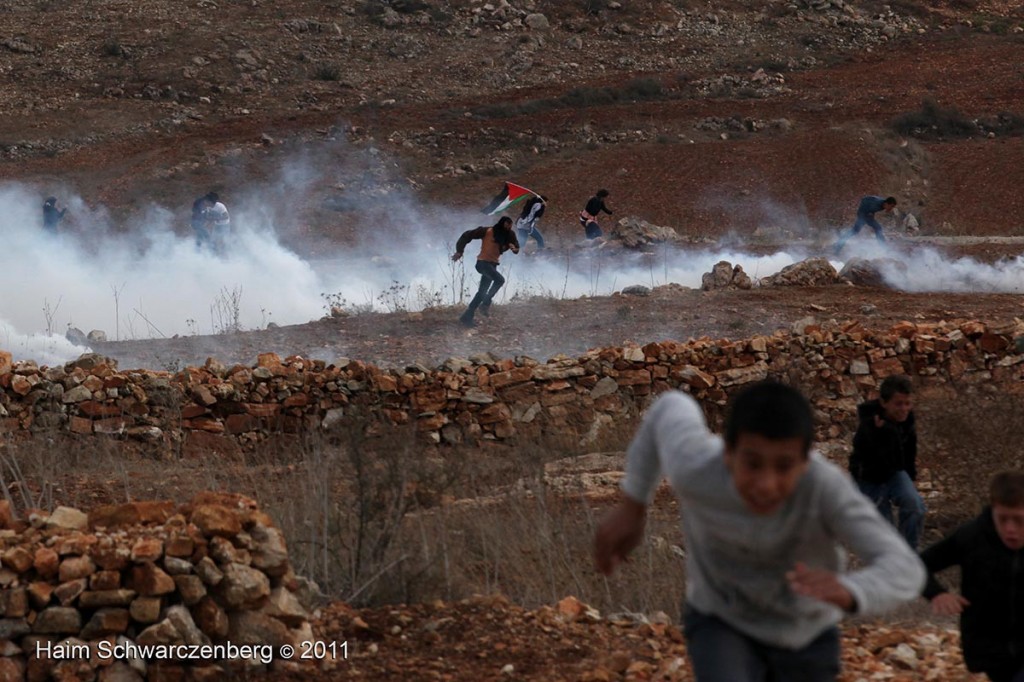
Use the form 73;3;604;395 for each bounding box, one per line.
42;197;66;235
594;381;925;682
833;196;897;255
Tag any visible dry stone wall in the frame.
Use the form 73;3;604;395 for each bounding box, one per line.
0;493;324;680
2;317;1024;450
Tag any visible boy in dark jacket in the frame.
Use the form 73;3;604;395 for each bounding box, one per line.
848;374;926;548
921;471;1024;682
452;216;519;327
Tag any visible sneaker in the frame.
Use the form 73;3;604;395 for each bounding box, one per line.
459;314;476;328
479;303;491;317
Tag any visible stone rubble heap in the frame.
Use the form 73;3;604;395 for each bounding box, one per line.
0;493;323;680
3;317;1024;450
701;261;754;290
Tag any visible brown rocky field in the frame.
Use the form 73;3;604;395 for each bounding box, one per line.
3;0;1024;680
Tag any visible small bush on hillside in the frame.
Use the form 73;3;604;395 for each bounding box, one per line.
312;63;342;81
101;39;127;58
891;98;978;139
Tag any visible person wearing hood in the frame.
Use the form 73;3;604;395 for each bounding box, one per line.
920;471;1024;682
452;216;519;327
848;374;925;549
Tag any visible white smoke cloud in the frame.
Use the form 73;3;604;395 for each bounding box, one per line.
3;141;1022;368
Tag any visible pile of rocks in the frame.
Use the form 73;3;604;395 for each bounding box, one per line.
760;258;839;286
4;317;1024;449
0;493;323;680
838;257;906;288
700;261;753;290
608;217;682;249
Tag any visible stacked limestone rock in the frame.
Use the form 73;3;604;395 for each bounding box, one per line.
3;318;1024;449
700;261;753;290
0;493;322;680
759;258;839;287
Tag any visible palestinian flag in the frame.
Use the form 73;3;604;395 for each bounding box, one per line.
482;182;537;215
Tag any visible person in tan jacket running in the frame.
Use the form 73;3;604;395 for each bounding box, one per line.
452;216;519;327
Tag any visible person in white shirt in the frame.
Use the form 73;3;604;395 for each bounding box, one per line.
204;192;231;253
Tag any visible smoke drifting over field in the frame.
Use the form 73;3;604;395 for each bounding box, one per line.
3;147;1024;366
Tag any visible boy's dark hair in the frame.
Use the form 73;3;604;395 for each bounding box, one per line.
990;471;1024;508
596;189;609;198
884;196;897;205
879;375;912;401
206;192;219;203
724;381;814;456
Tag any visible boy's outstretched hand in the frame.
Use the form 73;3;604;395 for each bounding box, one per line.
594;496;647;575
787;562;856;612
930;593;970;616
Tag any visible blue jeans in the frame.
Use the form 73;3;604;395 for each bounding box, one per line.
857;471;925;549
461;261;504;321
834;214;884;252
683;607;840;682
517;225;545;249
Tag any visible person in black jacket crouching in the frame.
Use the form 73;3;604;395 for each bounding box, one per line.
848;374;926;549
921;471;1024;682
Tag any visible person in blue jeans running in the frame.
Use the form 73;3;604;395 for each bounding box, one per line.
833;195;896;254
848;374;926;549
595;381;925;682
452;216;519;327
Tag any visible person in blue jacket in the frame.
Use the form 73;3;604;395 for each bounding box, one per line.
833;195;896;254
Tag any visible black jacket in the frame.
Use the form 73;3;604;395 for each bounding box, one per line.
921;508;1024;673
584;196;612;217
848;399;917;484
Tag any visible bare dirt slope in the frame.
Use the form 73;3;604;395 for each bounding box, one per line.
2;1;1023;247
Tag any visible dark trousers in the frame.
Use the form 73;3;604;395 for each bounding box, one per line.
461;260;504;321
834;214;884;252
985;662;1024;682
582;218;602;240
683;607;841;682
192;220;211;248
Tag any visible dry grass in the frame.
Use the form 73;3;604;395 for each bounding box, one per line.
2;388;1020;619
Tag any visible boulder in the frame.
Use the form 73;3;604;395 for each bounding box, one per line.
701;261;752;290
838;257;904;288
761;258;838;286
609;217;681;248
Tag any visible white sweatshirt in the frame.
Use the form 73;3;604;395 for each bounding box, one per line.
621;390;926;649
207;202;230;228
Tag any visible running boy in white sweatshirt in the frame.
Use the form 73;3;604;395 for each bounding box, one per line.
594;382;926;681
